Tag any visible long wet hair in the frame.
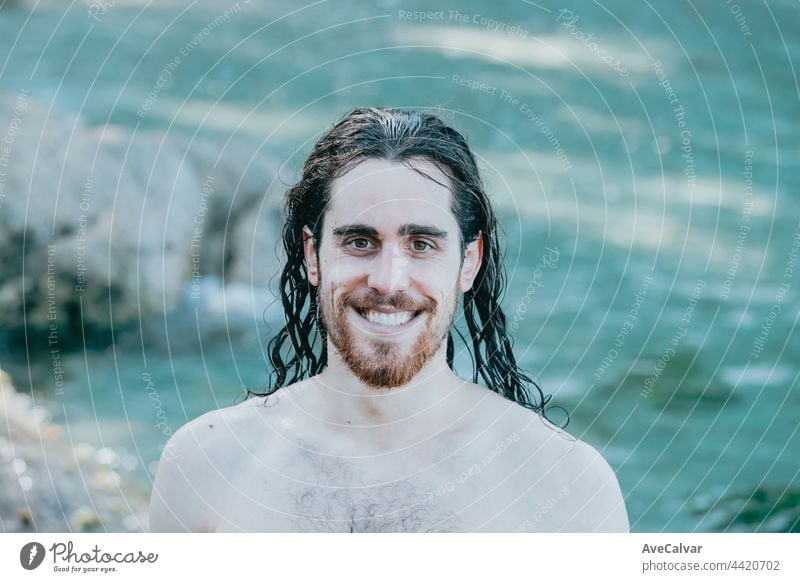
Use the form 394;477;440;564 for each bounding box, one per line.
246;107;561;423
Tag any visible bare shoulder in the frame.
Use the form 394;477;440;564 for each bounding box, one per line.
148;404;243;532
483;393;629;532
548;434;629;532
148;385;307;532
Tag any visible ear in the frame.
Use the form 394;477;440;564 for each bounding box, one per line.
302;225;320;287
458;231;484;292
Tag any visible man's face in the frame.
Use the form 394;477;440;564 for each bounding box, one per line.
303;157;483;389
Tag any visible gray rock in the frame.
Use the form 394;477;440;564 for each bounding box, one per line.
0;92;282;338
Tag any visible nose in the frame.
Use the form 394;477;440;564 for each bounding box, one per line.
367;244;410;295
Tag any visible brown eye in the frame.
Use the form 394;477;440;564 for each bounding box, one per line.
412;240;433;252
349;238;373;250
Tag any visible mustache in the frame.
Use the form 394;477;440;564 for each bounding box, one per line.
339;290;437;313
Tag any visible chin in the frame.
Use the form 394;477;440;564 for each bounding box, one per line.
340;330;436;389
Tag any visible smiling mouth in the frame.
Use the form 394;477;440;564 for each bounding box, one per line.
354;307;422;328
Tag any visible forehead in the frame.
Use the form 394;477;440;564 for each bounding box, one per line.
326;158;457;232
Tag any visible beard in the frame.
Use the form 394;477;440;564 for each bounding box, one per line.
318;287;456;389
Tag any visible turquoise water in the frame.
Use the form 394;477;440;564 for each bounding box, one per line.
1;0;798;531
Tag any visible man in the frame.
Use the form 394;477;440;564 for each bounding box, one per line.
149;107;628;532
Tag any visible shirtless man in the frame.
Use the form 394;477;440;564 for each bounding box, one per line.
149;107;629;533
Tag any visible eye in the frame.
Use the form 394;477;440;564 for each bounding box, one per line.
346;237;375;250
411;240;434;253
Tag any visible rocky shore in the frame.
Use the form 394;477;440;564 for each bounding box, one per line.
0;88;288;532
0;368;150;533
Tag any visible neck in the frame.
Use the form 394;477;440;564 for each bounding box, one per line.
310;345;473;451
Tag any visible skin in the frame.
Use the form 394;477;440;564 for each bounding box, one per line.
149;158;629;533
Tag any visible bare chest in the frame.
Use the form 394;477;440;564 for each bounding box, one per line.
212;447;512;532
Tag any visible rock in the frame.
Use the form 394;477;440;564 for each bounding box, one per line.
0;369;59;441
612;348;734;408
71;506;104;532
0;92;282;342
690;485;800;532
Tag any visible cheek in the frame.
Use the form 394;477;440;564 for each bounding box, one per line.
324;263;366;290
404;253;460;289
422;272;461;307
317;268;366;309
416;248;462;276
318;250;365;283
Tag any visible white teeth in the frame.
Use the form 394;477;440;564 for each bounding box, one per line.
364;310;414;327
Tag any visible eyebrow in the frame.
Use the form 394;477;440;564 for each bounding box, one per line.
331;223;449;240
332;224;379;239
399;224;449;239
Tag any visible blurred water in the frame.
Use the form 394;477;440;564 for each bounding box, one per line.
1;0;798;531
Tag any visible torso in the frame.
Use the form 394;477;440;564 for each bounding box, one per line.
190;382;582;533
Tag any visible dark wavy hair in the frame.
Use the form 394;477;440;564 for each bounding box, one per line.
246;107;561;423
